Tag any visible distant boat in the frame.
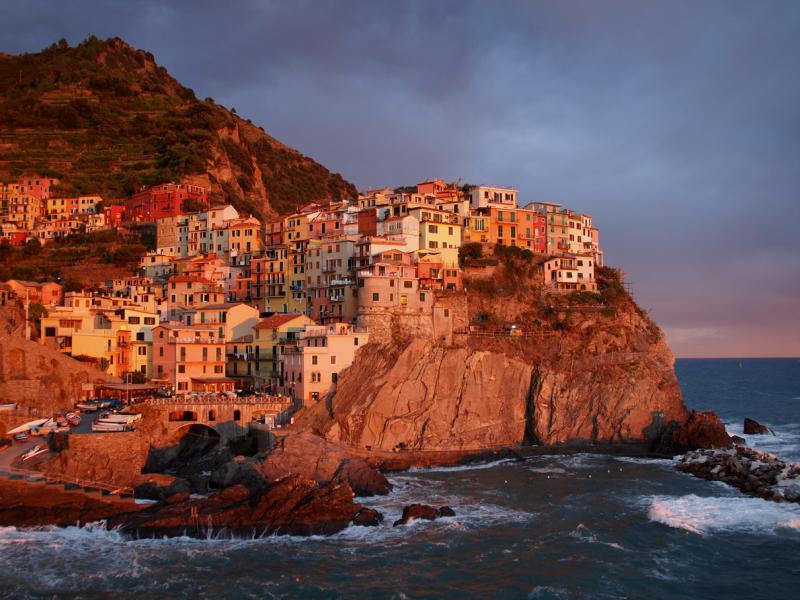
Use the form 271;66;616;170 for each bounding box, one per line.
75;402;98;412
0;403;16;412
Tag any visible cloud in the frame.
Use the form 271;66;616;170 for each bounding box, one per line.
1;0;798;356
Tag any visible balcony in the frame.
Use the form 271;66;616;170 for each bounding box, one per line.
168;336;225;344
330;278;354;286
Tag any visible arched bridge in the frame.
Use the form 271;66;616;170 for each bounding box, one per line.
141;396;295;443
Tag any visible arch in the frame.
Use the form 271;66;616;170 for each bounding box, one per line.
233;409;241;421
169;422;221;448
168;410;198;422
208;409;217;421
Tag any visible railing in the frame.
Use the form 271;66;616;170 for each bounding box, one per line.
0;464;134;498
453;328;558;338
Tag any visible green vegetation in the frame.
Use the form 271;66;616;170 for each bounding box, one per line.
0;230;145;284
458;241;483;266
0;36;357;218
597;266;626;305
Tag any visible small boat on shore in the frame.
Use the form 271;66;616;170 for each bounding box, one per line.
21;444;47;461
91;421;128;432
0;402;16;412
6;419;48;436
13;432;28;442
66;413;81;426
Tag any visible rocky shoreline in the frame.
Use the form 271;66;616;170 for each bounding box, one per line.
676;445;800;503
0;412;738;539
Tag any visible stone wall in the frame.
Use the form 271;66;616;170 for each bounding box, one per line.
41;431;149;487
357;291;468;346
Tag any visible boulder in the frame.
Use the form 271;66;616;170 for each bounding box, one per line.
438;506;456;517
335;459;392;496
133;473;191;501
730;435;747;445
744;418;774;436
651;410;731;455
352;507;383;526
392;503;442;527
210;457;264;491
258;432;390;495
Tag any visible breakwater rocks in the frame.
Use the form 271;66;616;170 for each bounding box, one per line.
676;446;800;503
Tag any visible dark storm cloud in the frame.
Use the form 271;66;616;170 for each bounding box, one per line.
2;0;798;356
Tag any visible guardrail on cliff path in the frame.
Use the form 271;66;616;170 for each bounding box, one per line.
0;464;134;499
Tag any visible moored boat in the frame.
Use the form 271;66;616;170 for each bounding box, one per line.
66;413;81;426
0;402;16;412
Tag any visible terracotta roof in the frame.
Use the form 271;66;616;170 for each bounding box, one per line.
254;313;309;330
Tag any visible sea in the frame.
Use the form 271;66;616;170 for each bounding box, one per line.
2;358;799;599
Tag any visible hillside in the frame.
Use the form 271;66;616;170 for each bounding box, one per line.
0;36;357;218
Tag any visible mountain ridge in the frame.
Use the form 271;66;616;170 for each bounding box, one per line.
0;36;357;218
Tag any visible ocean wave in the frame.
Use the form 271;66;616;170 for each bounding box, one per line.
645;494;800;535
724;421;800;461
612;456;674;466
405;458;516;474
567;523;627;551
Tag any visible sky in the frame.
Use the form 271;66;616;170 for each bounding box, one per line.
2;0;799;358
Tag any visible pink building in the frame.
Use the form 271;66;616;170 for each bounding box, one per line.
151;323;233;394
282;323;368;404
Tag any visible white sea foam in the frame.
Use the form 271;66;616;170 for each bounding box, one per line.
613;456;674;466
645;494;800;535
406;458;516;474
725;421;800;461
567;523;627;551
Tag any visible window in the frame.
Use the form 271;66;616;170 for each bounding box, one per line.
372;293;379;301
233;410;241;421
419;293;426;302
178;365;186;373
403;281;413;288
428;224;438;233
354;337;359;346
128;316;141;324
312;355;318;365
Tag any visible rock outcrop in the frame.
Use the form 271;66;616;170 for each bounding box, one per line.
0;307;114;424
744;418;775;436
297;267;693;453
393;504;456;527
0;478;141;528
650;410;732;455
258;432;391;496
676;446;800;503
109;477;364;538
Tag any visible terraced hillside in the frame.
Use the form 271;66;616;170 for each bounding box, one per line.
0;36;357;218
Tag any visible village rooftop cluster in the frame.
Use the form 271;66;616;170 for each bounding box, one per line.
0;178;603;404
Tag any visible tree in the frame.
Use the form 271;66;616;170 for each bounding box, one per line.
28;302;47;337
459;242;483;266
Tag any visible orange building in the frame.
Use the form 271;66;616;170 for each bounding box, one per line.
487;207;546;253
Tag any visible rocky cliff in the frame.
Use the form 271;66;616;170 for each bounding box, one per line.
297;263;696;453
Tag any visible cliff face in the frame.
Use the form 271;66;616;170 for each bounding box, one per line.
298;266;688;451
0;37;357;218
